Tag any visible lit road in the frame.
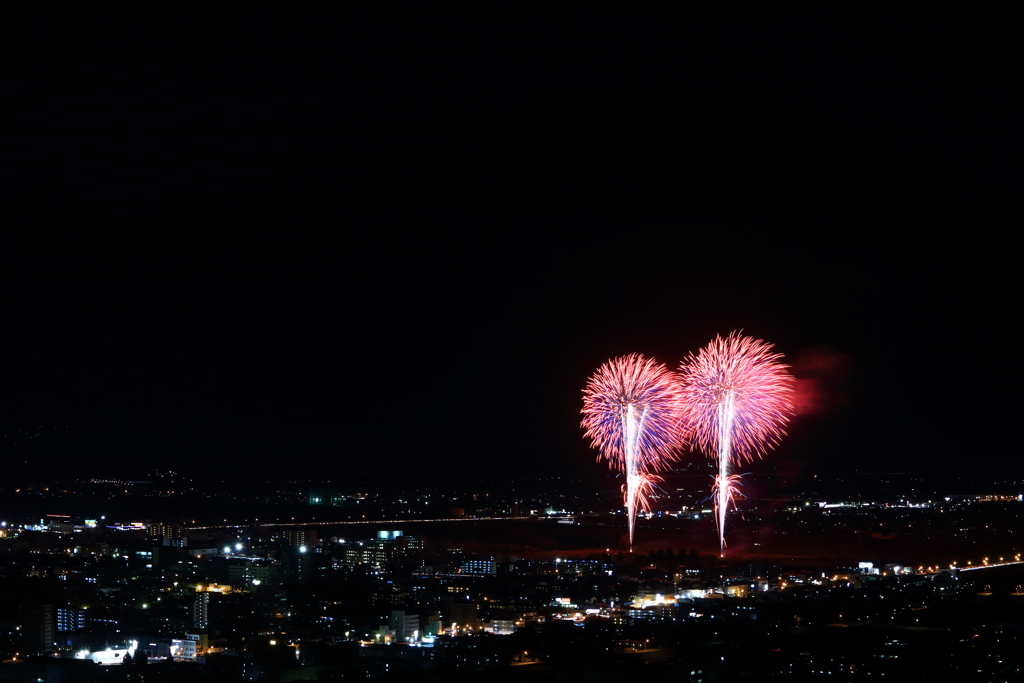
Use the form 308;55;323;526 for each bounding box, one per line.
187;515;574;531
954;560;1024;572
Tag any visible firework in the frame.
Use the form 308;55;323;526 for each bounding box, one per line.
712;473;744;549
581;354;685;548
678;332;794;553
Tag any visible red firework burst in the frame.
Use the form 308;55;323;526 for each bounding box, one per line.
581;354;686;547
581;354;686;472
678;331;794;464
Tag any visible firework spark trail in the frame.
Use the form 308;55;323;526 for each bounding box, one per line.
581;354;685;548
679;332;794;553
716;392;735;547
713;473;743;548
623;403;642;545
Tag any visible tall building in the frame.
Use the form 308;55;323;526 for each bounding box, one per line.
423;612;442;638
445;601;480;633
279;528;318;547
389;610;420;643
342;531;422;570
20;603;57;652
56;607;87;632
149;522;183;546
460;556;497;575
193;592;209;629
208;556;283;586
254;586;289;633
282;546;330;583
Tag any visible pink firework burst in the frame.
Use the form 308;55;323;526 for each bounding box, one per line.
679;332;794;463
581;354;686;548
678;332;794;551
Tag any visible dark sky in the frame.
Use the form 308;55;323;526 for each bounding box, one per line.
4;4;1018;487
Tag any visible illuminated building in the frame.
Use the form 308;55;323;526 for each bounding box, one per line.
56;607;86;632
628;603;680;622
445;601;480;632
460;556;497;575
484;618;516;635
170;633;207;661
193;592;214;629
129;544;161;569
342;531;422;570
149;522;185;547
171;637;196;661
389;610;420;643
74;640;138;664
279;528;318;547
422;613;442;638
211;558;281;589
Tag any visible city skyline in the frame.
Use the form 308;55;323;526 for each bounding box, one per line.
3;4;1018;679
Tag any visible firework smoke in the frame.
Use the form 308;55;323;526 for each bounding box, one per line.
678;332;794;553
582;354;685;548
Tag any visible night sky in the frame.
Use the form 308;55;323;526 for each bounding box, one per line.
4;4;1017;488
